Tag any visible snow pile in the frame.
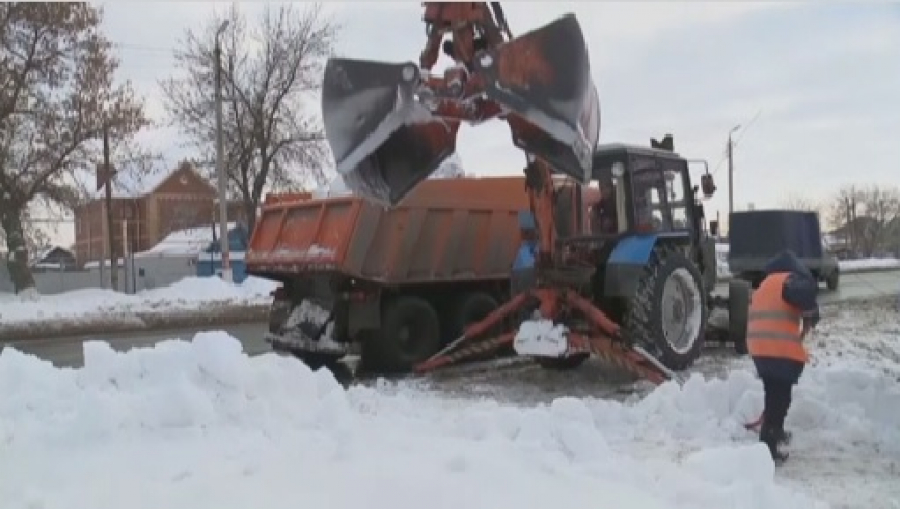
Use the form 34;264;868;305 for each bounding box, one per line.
513;318;570;357
136;223;240;257
0;332;835;509
429;152;466;179
312;173;353;199
281;299;343;352
714;243;900;278
0;275;280;327
839;258;900;271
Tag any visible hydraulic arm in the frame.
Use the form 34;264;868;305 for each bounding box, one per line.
318;2;674;385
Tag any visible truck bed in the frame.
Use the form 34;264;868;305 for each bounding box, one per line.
245;176;531;285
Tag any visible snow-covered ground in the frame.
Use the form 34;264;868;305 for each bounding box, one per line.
0;276;279;328
714;243;900;278
1;299;898;508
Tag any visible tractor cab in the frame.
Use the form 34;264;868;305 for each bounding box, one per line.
547;136;720;299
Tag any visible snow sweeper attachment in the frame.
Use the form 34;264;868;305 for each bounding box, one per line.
320;11;601;206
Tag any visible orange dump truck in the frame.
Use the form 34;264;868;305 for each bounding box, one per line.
244;176;535;372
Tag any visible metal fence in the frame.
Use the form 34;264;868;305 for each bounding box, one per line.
0;255;198;295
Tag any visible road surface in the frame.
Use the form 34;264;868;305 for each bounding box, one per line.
4;269;898;370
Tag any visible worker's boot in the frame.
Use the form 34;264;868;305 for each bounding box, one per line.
778;429;792;445
760;424;789;464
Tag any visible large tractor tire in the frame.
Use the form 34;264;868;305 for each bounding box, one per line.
365;295;442;373
728;279;752;355
624;246;708;371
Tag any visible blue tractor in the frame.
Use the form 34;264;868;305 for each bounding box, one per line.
507;136;752;374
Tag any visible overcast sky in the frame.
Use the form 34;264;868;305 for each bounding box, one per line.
48;1;900;246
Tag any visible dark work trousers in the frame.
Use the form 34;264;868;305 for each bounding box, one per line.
760;377;794;456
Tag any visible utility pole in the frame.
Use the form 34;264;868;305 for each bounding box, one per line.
727;124;740;217
102;121;119;292
214;20;232;283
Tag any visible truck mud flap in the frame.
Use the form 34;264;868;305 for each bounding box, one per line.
321;58;458;206
476;13;601;183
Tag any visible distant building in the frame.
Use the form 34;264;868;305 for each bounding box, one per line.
30;245;77;272
72;160;245;267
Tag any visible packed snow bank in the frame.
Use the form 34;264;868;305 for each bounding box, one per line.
714;243;900;278
839;257;900;271
8;333;900;508
0;276;279;328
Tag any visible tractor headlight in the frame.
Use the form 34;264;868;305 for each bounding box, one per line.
611;162;625;177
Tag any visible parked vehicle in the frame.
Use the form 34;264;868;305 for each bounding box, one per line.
728;209;840;290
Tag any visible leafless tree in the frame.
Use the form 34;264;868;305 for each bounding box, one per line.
0;3;149;292
827;184;900;258
160;3;339;234
780;193;822;215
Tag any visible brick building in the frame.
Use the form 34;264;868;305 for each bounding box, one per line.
73;161;245;266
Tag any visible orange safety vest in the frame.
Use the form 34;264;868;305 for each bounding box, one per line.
747;272;809;364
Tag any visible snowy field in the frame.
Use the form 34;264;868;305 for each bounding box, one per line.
714;243;900;279
1;299;898;508
0;276;279;328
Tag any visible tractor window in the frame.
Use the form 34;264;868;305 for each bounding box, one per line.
631;169;667;232
665;169;690;230
631;167;692;233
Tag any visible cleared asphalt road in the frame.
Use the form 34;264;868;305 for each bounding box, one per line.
4;269;898;369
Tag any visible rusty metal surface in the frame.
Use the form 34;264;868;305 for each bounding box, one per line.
246;177;531;284
319;11;600;206
477;13;601;184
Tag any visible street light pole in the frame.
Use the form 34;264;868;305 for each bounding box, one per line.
727;124;741;217
214;20;232;283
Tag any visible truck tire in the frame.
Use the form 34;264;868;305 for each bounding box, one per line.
368;295;442;373
728;279;751;355
450;292;500;339
449;291;507;360
624;245;708;371
825;270;839;291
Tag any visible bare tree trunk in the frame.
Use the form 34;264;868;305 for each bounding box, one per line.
243;199;257;237
1;207;36;292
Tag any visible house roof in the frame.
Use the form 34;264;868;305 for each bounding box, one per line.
30;245;74;265
77;161;210;201
134;222;242;258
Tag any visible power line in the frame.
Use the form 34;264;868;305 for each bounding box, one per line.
711;108;762;177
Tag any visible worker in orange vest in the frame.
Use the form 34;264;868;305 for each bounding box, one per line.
748;250;820;463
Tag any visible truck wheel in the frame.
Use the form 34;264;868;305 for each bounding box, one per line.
728;279;751;355
449;291;507;358
624;246;708;371
450;292;500;339
825;271;840;291
369;295;441;373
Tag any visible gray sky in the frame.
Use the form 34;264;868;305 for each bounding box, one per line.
49;1;900;246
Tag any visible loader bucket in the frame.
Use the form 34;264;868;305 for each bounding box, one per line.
476;13;601;184
321;58;458;206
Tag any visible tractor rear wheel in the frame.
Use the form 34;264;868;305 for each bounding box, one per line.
624;246;708;371
728;279;751;355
